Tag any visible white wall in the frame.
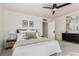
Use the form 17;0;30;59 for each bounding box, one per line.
0;7;3;54
48;21;55;40
52;10;79;40
3;10;52;40
55;16;66;40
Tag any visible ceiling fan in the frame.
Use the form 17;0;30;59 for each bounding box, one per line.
43;3;71;15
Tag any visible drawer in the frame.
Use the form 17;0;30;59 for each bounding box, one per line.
5;41;16;49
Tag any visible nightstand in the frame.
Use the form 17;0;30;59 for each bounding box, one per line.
5;39;16;49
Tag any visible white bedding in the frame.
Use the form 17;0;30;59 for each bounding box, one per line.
12;37;61;56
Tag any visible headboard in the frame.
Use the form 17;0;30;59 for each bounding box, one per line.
16;29;37;33
16;29;27;33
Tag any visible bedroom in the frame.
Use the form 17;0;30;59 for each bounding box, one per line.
0;3;79;56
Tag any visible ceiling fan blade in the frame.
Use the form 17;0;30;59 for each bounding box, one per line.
43;7;53;9
53;4;57;8
57;3;71;9
52;11;55;14
43;3;71;15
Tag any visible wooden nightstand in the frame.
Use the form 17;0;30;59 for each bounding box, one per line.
5;39;16;49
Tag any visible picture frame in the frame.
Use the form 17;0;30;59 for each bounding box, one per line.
29;21;34;27
22;20;28;27
66;16;79;32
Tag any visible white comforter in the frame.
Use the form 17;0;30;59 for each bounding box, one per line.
12;37;61;56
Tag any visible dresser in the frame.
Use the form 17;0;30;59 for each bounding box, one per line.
62;33;79;43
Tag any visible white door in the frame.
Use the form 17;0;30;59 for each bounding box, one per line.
48;21;55;40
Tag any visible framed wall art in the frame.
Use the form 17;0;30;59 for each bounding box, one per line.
29;21;34;27
22;20;28;27
66;16;79;32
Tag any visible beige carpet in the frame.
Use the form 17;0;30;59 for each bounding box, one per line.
59;40;79;56
1;40;79;56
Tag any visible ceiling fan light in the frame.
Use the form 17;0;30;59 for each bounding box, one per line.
53;8;57;11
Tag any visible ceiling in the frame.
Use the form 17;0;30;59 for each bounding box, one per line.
1;3;79;18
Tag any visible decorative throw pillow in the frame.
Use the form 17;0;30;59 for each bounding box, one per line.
27;32;37;39
17;31;37;40
22;32;29;39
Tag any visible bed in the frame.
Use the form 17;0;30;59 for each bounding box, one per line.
12;29;61;56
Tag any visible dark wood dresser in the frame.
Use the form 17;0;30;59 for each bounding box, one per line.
62;33;79;43
5;39;16;49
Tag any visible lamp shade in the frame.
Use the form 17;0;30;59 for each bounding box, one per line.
9;31;16;39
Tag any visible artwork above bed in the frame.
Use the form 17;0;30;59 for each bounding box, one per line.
22;20;28;27
22;20;34;27
29;21;34;27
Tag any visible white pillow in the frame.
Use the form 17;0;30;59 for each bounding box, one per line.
17;33;23;41
19;31;28;33
17;31;37;41
17;31;29;41
36;32;41;39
